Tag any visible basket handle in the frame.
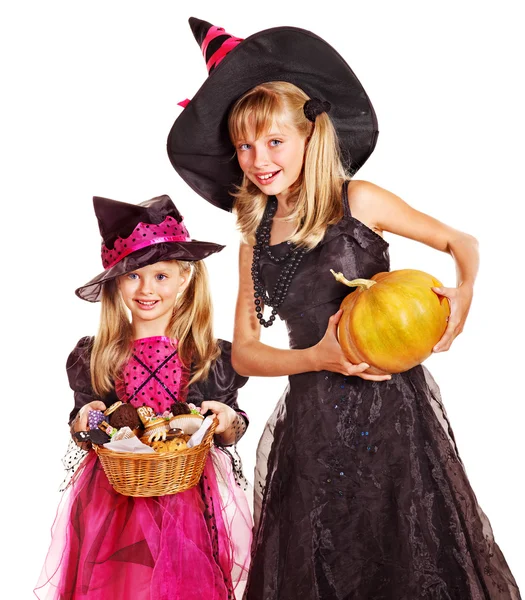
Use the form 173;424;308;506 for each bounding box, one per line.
201;417;218;446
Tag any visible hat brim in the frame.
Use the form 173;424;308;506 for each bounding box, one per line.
167;26;378;212
75;241;224;302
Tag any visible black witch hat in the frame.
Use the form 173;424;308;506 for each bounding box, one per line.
76;194;224;302
167;17;378;212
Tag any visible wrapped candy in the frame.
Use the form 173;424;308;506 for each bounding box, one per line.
88;410;106;430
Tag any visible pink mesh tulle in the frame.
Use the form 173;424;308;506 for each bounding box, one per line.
35;449;252;599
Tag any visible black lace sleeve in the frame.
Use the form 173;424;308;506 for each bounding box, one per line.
66;336;118;424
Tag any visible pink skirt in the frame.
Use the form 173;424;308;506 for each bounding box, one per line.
35;449;252;600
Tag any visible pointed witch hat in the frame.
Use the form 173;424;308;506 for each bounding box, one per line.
167;17;378;212
76;194;224;302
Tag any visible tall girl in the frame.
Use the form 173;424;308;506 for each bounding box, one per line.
167;18;521;600
35;194;252;600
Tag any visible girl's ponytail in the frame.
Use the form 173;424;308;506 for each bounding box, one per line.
299;112;346;247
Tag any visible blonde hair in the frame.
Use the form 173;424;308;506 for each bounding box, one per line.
228;81;347;248
91;260;219;397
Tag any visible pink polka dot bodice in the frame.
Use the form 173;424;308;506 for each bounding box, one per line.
115;337;189;414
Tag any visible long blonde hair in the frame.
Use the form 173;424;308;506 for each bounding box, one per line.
228;81;347;248
91;260;219;396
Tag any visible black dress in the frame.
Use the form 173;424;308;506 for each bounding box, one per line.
244;187;520;599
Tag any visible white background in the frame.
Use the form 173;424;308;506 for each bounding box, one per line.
1;1;523;596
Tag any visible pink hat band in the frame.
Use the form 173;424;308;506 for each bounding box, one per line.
101;215;191;270
200;25;243;73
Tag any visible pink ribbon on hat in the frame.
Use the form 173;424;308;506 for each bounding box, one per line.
201;26;243;72
177;26;243;109
101;215;191;270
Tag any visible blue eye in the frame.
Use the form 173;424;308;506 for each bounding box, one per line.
269;139;282;147
127;273;139;280
156;274;167;281
238;143;251;151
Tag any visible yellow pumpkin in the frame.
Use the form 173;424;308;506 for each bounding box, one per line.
331;269;450;375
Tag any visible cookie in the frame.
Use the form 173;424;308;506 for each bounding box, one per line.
104;401;123;417
166;438;188;452
137;406;155;425
151;440;169;453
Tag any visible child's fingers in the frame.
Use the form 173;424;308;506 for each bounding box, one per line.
433;318;460;352
345;361;391;381
360;373;392;381
77;401;107;426
213;417;227;434
200;400;222;414
327;310;343;334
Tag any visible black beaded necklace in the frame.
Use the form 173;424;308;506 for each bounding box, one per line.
251;197;308;328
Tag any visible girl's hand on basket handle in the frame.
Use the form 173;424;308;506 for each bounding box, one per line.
70;401;107;449
199;401;237;434
200;401;246;446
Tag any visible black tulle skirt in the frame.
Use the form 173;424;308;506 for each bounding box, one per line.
245;365;521;600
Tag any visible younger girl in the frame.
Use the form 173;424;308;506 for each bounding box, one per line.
167;18;521;600
35;194;252;600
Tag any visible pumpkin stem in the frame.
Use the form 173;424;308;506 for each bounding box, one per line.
330;270;377;290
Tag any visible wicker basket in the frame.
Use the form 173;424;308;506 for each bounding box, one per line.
94;419;217;497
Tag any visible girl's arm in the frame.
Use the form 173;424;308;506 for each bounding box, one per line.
67;336;119;423
348;180;479;352
232;242;391;380
67;336;118;448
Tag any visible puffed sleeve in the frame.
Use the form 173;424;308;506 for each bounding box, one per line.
187;339;249;430
66;336;118;424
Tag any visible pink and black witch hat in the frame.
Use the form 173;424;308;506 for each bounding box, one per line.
76;194;224;302
167;17;378;212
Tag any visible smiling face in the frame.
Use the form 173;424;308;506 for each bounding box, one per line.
234;117;307;200
117;261;190;337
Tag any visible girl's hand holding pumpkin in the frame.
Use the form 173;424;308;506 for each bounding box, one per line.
312;310;392;381
432;284;473;352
